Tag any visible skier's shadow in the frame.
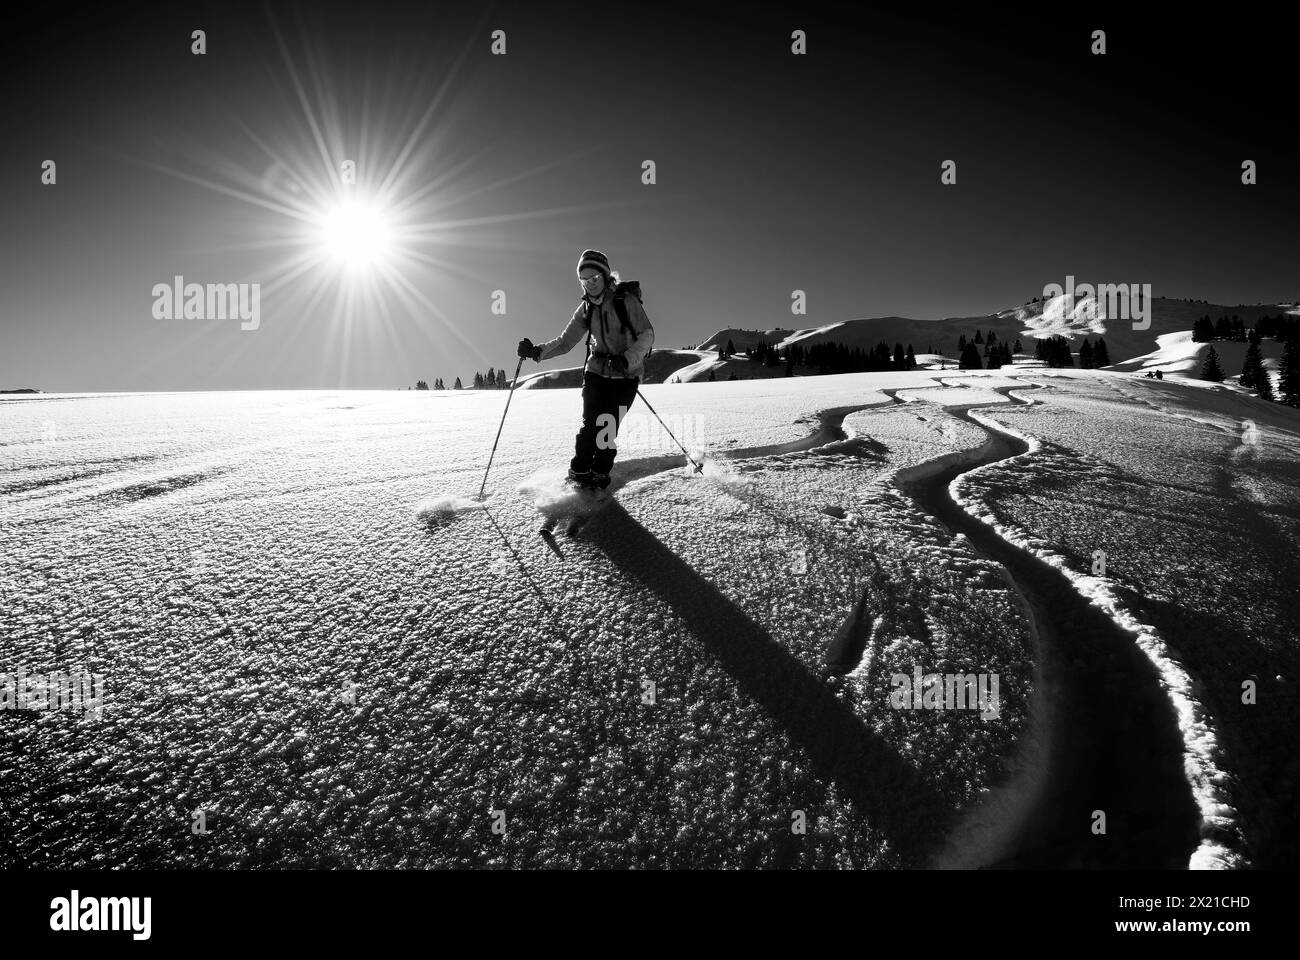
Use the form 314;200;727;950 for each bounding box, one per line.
583;501;952;857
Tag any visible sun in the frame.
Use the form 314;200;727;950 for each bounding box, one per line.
316;199;393;269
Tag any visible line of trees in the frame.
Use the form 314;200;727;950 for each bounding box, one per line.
1217;326;1300;405
958;342;1014;369
739;339;918;375
748;340;783;366
1192;314;1248;342
794;341;918;374
1025;335;1110;369
951;330;1024;368
414;368;509;390
1256;314;1300;341
1191;312;1300;344
1077;338;1111;368
731;328;1039;374
956;330;1022;353
1033;335;1075;368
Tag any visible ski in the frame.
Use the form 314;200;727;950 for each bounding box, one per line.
539;514;563;556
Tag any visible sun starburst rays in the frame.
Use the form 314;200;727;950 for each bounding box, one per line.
118;5;639;386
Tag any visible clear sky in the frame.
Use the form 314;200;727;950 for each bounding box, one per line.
2;1;1297;391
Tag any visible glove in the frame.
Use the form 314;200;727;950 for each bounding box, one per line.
517;338;541;361
610;355;629;374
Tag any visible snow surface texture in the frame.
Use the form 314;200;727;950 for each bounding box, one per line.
2;371;1296;868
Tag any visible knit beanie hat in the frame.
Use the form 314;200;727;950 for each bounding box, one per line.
576;249;612;278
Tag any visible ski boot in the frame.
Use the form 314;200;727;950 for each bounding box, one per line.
565;468;596;492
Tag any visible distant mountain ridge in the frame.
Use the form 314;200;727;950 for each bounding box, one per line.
695;298;1297;369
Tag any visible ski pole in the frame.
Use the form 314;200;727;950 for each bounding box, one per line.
478;356;525;500
635;387;704;473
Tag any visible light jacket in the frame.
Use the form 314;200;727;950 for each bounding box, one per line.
536;285;655;380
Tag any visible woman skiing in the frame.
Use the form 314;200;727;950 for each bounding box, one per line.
517;249;654;491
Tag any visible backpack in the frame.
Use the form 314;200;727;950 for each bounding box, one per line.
584;280;654;365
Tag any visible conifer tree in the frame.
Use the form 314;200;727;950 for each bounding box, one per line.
1254;349;1275;401
1079;340;1094;369
1240;341;1262;389
1201;346;1225;382
1094;339;1111;366
1280;337;1300;406
1044;335;1074;368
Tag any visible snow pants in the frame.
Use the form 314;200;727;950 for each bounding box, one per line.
570;372;640;476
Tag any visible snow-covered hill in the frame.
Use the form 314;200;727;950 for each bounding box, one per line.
690;298;1298;376
699;318;928;358
959;296;1296;371
697;327;797;355
1110;330;1285;392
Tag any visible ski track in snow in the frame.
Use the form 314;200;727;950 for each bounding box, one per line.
943;374;1255;868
